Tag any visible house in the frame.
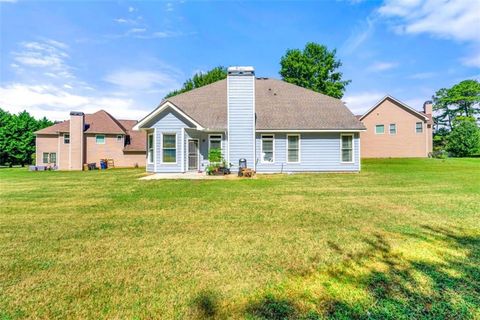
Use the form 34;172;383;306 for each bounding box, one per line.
133;66;366;173
34;110;146;170
358;95;433;158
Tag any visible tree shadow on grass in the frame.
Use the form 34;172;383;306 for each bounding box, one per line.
245;226;480;319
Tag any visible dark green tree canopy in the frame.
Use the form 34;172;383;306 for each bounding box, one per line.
433;80;480;130
279;42;351;99
0;108;53;166
165;66;227;99
446;116;480;157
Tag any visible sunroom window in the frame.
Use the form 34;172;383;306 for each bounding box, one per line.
341;135;353;163
162;134;176;163
147;133;154;164
209;134;222;151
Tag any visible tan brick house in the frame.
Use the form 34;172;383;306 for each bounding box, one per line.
34;110;146;170
358;95;433;158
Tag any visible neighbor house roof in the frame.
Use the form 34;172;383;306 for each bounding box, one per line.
35;110;146;152
359;95;429;121
35;110;127;135
138;78;365;131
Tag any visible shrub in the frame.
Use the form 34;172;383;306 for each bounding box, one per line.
446;117;480;157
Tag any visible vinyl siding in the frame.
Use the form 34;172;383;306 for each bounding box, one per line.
149;109;195;173
255;132;360;172
227;75;255;171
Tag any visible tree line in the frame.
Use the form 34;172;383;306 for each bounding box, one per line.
0;109;53;167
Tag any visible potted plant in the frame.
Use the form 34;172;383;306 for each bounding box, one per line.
206;148;230;175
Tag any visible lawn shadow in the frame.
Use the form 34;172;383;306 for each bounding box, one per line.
245;226;480;319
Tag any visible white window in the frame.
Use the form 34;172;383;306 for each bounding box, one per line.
64;134;70;144
389;123;397;135
43;152;56;164
147;133;154;164
375;124;385;134
49;153;56;164
287;134;300;163
96;135;105;144
416;122;423;133
261;134;274;163
341;134;354;163
162;133;176;163
116;135;123;142
208;134;222;151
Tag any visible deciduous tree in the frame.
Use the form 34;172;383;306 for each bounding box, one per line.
279;42;350;99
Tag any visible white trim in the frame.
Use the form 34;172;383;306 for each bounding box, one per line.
286;134;301;163
226;76;230;166
57;134;61;168
340;133;355;164
208;133;223;152
95;134;106;144
160;132;178;165
415;121;423;134
358;133;361;171
181;128;185;172
389;123;397;135
252;75;256;171
256;129;365;133
147;132;154;164
260;134;275;164
375;124;385;135
133;101;203;131
359;95;428;121
187;138;200;171
153;128;157;172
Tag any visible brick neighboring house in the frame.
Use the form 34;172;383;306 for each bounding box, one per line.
34;110;146;170
358;95;433;158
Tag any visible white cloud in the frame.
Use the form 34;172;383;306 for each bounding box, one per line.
0;83;140;121
461;52;480;68
166;2;174;12
378;0;480;43
368;61;398;71
342;17;375;54
104;70;181;91
12;40;74;79
343;92;385;114
0;0;17;3
128;6;137;12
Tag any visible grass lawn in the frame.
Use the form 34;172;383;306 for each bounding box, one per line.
0;158;479;319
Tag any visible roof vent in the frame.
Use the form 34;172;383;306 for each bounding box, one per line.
70;111;84;116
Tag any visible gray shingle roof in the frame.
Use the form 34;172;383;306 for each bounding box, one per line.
165;78;365;130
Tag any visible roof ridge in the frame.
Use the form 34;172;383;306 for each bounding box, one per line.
94;109;127;133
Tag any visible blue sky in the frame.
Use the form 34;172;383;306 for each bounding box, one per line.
0;0;479;121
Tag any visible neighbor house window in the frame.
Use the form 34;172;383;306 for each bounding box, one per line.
162;133;176;163
389;124;397;135
96;135;105;144
287;134;300;163
375;124;385;134
64;134;70;144
116;135;123;142
43;152;56;164
416;122;423;133
209;134;222;151
341;134;354;163
147;133;154;164
261;134;274;163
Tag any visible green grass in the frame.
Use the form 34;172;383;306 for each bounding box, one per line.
0;158;479;319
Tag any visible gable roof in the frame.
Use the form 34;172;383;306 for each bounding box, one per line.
118;119;146;152
359;95;429;121
35;110;127;135
135;78;365;131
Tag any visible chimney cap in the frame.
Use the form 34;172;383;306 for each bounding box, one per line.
228;66;255;76
423;100;433;105
70;111;84;116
